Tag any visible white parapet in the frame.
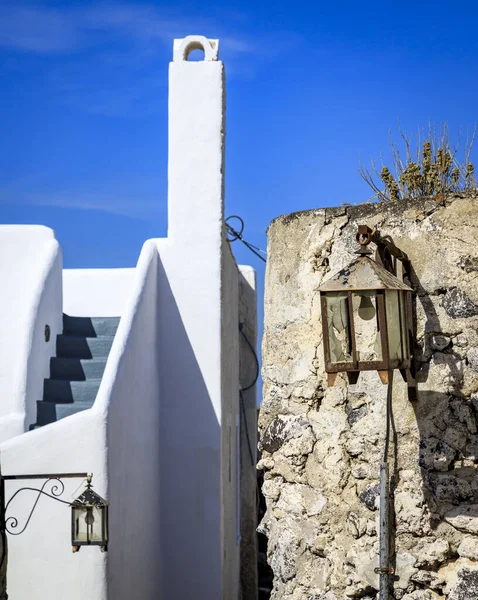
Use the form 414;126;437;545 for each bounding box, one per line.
156;36;234;599
166;36;226;421
168;36;225;251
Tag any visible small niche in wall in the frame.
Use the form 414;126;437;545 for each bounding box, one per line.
186;47;206;61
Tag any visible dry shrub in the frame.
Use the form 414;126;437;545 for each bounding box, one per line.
359;123;477;202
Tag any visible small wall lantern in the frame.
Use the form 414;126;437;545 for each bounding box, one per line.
71;475;108;552
318;225;414;387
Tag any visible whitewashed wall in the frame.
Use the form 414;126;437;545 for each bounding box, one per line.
63;268;135;317
238;265;258;600
154;35;240;599
103;242;160;599
0;225;62;441
1;406;108;599
221;243;240;600
1;35;254;600
0;241;159;600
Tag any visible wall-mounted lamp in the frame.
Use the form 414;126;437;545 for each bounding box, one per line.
1;472;108;555
318;225;416;598
71;474;108;552
318;225;415;388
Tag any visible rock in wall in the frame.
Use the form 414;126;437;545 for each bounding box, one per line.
259;192;478;599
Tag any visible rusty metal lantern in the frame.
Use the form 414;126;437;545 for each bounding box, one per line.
71;475;108;552
318;225;415;387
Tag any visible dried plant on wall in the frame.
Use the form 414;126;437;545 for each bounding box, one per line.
359;123;477;202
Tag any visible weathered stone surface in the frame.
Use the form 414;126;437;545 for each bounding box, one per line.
413;539;450;568
430;334;451;351
358;483;380;511
458;535;478;560
448;568;478;600
443;288;478;319
411;568;445;591
402;591;441;600
260;192;478;599
467;347;478;372
445;504;478;534
443;560;478;600
260;415;312;454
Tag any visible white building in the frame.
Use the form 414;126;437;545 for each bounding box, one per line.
0;36;257;600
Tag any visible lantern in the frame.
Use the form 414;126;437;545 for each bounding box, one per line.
71;475;108;552
318;227;413;386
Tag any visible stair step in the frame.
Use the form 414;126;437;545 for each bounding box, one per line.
56;335;114;359
43;379;102;403
50;357;107;381
63;315;120;337
35;401;93;426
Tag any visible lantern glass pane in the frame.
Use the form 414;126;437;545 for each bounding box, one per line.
73;506;88;544
400;291;410;359
351;291;383;362
385;290;403;360
326;292;352;364
72;506;105;544
89;507;105;543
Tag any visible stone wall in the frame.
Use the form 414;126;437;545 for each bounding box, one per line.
259;192;478;599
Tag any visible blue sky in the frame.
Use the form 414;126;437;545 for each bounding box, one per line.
1;0;478;377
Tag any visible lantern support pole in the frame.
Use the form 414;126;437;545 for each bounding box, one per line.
374;372;395;599
378;462;391;599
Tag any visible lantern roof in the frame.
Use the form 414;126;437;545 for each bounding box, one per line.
71;486;107;508
318;255;413;292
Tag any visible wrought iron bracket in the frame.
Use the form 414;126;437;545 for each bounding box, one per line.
0;473;89;536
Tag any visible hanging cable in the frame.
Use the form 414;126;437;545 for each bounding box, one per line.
239;323;260;467
226;216;267;263
239;323;260;392
240;390;255;467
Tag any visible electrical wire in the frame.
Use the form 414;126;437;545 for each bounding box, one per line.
240;391;255;467
383;371;394;464
239;323;260;467
226;216;267;263
239;323;260;392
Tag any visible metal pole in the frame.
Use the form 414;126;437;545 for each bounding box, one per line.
375;374;394;599
378;462;391;599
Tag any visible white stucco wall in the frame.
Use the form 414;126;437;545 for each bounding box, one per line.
221;244;240;600
155;36;242;599
101;242;161;599
1;410;107;600
1;241;159;600
63;268;135;317
1;36;255;600
0;225;62;441
238;265;258;600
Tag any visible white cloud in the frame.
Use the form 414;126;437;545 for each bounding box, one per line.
0;2;249;57
0;6;80;52
0;173;164;220
1;191;159;219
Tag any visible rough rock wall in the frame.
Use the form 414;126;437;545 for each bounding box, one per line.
259;192;478;599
